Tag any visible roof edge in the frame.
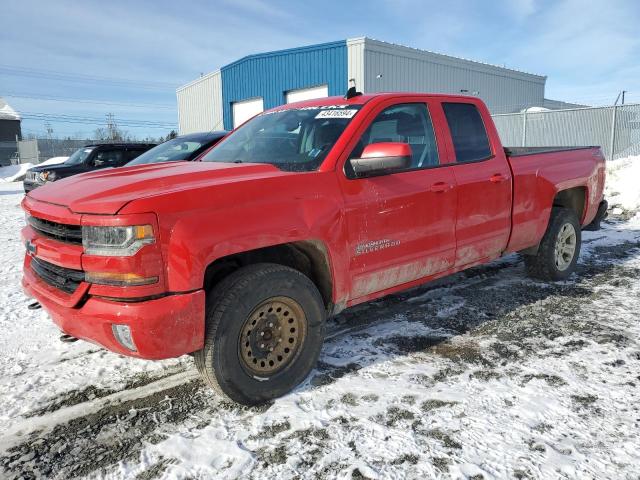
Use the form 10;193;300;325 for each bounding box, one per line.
351;37;546;81
221;40;347;71
177;70;221;92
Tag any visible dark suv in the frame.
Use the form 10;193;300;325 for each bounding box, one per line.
125;131;228;166
24;143;156;193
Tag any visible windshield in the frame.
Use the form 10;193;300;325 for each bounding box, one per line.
201;105;362;172
65;147;95;166
127;137;211;165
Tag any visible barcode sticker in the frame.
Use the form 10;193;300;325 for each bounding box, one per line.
315;109;358;119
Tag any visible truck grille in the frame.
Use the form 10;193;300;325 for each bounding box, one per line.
31;257;85;294
28;216;82;245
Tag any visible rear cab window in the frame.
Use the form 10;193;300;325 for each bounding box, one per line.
442;103;492;163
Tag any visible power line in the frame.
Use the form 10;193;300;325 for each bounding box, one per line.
3;93;175;109
0;64;177;91
21;116;174;127
19;112;176;129
20;111;174;125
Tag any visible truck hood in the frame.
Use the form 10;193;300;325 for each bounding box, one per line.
27;161;286;214
28;163;85;175
28;163;72;173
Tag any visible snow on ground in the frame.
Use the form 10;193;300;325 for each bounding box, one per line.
38;156;69;167
0;163;34;182
0;158;639;479
606;155;640;215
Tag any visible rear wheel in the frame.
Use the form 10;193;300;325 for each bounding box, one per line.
194;263;325;405
525;207;581;281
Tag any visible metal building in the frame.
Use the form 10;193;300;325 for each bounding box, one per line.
177;37;550;133
0;98;22;166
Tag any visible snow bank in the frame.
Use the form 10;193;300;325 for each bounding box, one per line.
0;98;20;121
606;155;640;214
0;163;34;182
38;157;68;167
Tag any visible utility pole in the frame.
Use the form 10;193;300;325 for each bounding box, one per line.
45;122;54;156
105;113;117;141
614;90;627;106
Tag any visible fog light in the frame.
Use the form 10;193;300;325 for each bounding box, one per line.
112;324;137;351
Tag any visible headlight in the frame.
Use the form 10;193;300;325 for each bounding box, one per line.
38;171;57;182
82;225;154;256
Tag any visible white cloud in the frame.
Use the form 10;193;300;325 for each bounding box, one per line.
505;0;537;21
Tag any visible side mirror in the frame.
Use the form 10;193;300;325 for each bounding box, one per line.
349;142;412;178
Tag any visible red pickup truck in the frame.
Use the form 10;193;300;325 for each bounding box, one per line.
22;93;607;405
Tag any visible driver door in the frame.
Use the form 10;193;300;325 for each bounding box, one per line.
337;100;457;301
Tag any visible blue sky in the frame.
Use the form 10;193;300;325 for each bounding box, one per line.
2;0;639;139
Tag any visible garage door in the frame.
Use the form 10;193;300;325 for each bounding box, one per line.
285;85;329;104
232;97;264;128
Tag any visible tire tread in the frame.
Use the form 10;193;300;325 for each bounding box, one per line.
524;207;581;281
194;263;323;404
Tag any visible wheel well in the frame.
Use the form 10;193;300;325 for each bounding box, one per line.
203;241;334;310
520;186;587;256
553;187;586;222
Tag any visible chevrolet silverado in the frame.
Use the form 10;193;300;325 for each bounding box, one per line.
22;93;607;405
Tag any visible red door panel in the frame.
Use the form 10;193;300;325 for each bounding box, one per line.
336;99;458;302
438;100;512;266
452;156;512;265
341;169;457;299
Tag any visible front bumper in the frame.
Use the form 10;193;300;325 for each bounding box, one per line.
22;261;205;359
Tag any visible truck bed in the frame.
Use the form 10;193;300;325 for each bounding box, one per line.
505;145;605;253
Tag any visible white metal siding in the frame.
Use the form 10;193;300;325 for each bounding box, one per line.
176;71;224;134
353;38;546;114
347;38;365;91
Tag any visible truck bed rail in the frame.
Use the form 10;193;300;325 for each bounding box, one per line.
505;146;599;157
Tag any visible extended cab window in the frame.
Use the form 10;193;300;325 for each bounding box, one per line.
348;103;439;176
442;103;492;163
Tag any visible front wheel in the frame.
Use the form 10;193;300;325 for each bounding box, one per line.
524;207;582;281
194;263;326;405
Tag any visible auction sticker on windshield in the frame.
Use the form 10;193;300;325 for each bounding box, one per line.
315;109;358;119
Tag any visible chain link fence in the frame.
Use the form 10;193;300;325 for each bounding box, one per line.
0;141;19;166
35;139;93;160
492;104;640;160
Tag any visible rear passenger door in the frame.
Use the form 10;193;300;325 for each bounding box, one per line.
338;100;458;301
441;101;512;266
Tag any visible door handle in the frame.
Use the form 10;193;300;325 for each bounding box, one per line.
430;182;452;193
489;173;508;183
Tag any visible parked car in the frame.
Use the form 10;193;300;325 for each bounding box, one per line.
21;93;607;405
23;143;156;193
125;131;228;166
